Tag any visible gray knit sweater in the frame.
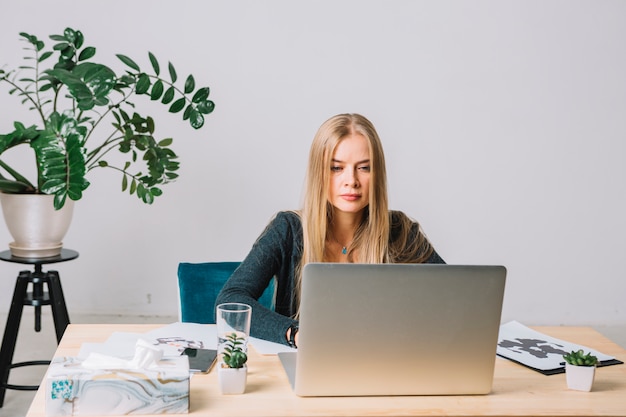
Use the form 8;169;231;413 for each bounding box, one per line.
215;211;445;345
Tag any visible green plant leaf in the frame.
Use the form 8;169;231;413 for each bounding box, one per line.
150;80;164;100
53;42;70;52
168;62;177;83
169;97;186;113
161;87;175;104
39;51;54;62
191;87;210;103
78;46;96;61
183;104;192;121
72;62;117;106
136;73;151;95
63;28;84;49
74;30;85;49
196;100;215;114
30;113;90;209
189;109;205;129
46;63;116;110
0;178;33;193
148;52;160;75
0;125;39;191
116;54;140;72
184;74;195;94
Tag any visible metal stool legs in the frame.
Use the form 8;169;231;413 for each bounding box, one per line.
0;268;70;406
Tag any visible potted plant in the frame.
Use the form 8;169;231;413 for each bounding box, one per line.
563;349;598;392
0;27;214;257
218;332;248;395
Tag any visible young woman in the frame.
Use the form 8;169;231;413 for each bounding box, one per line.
215;113;444;346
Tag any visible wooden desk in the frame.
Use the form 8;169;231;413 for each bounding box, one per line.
26;324;626;417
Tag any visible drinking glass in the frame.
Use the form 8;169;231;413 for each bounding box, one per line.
216;303;252;355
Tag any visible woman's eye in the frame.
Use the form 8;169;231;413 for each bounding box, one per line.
331;166;342;172
358;165;370;172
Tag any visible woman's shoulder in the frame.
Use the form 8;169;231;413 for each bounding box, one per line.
266;210;303;233
390;210;414;225
273;210;301;224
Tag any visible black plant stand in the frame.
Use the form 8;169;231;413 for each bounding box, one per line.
0;248;78;407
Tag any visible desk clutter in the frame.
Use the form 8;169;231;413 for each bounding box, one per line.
43;322;288;416
25;323;626;417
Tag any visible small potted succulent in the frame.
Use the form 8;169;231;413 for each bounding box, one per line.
563;349;598;391
218;332;248;394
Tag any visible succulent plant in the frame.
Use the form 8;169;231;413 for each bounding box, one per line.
221;332;248;369
563;349;598;366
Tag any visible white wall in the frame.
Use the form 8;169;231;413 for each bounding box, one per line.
0;1;624;326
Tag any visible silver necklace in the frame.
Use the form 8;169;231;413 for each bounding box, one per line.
329;232;351;255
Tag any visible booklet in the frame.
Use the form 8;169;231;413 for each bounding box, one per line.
496;321;623;375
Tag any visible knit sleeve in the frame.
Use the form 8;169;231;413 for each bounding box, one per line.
215;211;301;345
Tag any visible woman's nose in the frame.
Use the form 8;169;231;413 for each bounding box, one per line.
344;169;359;187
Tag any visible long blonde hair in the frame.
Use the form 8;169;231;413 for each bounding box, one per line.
291;114;388;305
292;114;435;314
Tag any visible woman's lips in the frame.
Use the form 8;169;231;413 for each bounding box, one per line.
341;194;361;201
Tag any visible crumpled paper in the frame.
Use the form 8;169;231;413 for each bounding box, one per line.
81;339;164;370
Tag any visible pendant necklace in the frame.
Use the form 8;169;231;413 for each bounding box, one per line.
330;232;351;255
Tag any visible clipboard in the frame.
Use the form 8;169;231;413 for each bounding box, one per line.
496;321;623;375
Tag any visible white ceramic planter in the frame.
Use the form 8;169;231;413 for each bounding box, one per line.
565;363;596;392
0;193;74;258
218;365;247;394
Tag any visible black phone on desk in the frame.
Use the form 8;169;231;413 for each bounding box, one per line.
182;348;217;373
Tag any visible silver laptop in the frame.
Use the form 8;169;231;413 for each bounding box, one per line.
278;263;506;397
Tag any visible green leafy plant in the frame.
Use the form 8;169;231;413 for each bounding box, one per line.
0;27;215;209
221;332;248;369
563;349;598;367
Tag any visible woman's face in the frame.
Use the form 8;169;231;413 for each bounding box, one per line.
328;133;371;216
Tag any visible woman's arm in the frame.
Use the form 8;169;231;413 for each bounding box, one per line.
215;212;301;345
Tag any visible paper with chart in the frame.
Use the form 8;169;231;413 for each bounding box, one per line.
496;321;622;374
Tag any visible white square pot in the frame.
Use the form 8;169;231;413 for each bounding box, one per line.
218;365;247;394
565;363;596;392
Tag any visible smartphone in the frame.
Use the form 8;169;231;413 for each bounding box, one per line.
182;348;218;373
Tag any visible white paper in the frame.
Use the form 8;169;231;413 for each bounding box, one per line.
78;332;146;359
144;322;216;354
497;321;615;371
77;322;295;362
145;322;294;355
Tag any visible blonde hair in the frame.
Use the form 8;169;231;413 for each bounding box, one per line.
293;113;434;314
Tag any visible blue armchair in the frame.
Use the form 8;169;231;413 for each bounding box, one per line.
177;261;275;324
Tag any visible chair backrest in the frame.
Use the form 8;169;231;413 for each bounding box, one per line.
177;261;275;324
